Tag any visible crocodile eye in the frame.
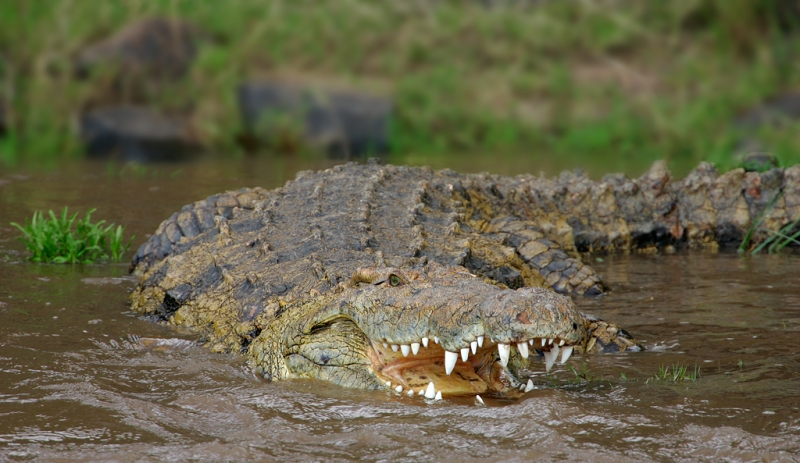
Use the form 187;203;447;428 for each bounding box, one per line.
389;274;402;287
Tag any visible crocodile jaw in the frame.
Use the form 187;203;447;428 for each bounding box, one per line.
251;264;587;397
367;333;576;398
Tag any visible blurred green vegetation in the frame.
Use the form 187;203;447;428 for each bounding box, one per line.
1;0;799;173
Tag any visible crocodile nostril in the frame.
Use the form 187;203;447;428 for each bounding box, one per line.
573;322;578;330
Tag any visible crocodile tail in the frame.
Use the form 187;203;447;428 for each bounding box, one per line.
497;161;800;252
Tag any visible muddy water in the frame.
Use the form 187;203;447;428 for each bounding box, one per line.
1;158;799;462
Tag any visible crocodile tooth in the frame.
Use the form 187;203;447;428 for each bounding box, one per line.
559;339;565;346
395;385;403;392
444;351;458;375
519;384;525;391
401;345;410;357
528;339;534;346
418;389;425;396
407;389;414;396
422;337;429;348
477;335;484;347
498;343;510;367
552;343;560;359
434;337;440;344
475;395;485;405
461;347;469;362
383;343;388;348
411;342;420;355
561;346;574;364
391;344;399;352
541;338;546;347
385;381;391;387
434;391;442;400
524;379;534;392
424;382;436;399
548;338;553;345
470;341;477;355
544;350;556;372
517;342;529;359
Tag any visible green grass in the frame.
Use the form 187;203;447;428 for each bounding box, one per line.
2;1;800;172
739;190;800;254
646;363;700;384
10;208;134;263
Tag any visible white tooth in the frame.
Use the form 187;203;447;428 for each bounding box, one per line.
490;337;494;343
444;351;458;375
434;391;442;400
422;337;429;348
477;335;484;347
519;384;525;391
552;344;560;359
470;341;477;355
461;347;469;362
383;343;388;348
541;338;546;346
407;389;414;396
411;342;420;355
401;344;410;357
498;343;510;367
395;385;403;392
548;338;553;345
524;379;534;392
559;339;565;346
424;382;436;399
434;337;439;344
561;345;573;364
385;381;391;387
544;350;556;372
529;339;534;346
517;342;529;359
418;389;425;396
391;344;399;352
475;395;485;405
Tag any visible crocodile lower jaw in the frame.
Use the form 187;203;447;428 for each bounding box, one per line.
367;336;574;398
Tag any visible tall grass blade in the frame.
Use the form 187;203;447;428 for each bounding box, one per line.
10;208;134;264
739;190;786;254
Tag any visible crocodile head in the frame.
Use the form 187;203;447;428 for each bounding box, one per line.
249;263;606;398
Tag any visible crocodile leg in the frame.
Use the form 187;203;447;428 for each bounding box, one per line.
484;217;605;296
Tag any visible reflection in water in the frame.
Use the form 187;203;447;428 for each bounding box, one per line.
1;160;799;461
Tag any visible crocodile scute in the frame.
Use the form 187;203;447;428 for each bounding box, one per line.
129;159;799;398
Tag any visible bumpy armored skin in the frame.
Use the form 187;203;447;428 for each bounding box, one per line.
130;160;799;398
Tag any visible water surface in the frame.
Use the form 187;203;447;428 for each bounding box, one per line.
1;158;798;462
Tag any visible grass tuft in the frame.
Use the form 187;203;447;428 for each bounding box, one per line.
739;190;800;254
10;208;134;264
646;363;700;384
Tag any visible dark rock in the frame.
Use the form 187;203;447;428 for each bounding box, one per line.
79;106;201;162
237;81;392;158
733;93;800;165
76;17;198;80
734;93;800;129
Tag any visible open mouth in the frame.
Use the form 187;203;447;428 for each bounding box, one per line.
367;335;575;399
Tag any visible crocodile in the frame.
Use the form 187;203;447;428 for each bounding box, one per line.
129;159;800;399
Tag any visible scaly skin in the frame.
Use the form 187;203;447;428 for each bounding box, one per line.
129;160;799;398
248;265;585;397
